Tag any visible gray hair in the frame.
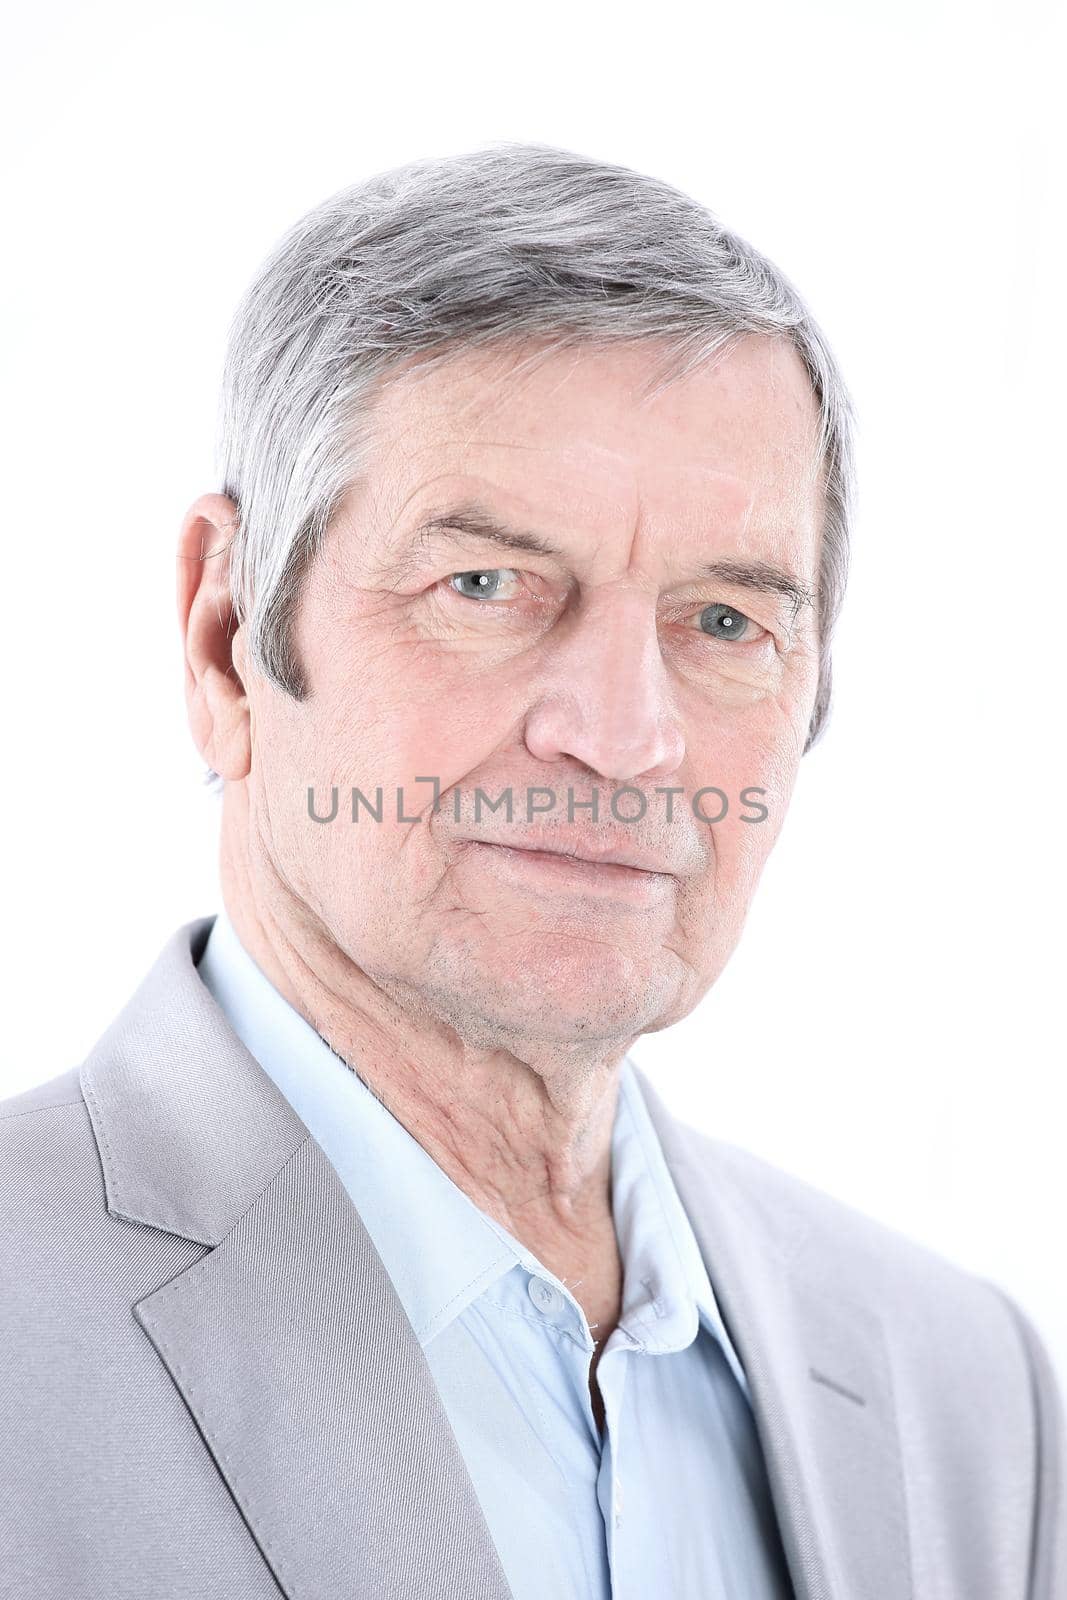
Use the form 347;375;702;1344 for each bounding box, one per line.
208;141;855;787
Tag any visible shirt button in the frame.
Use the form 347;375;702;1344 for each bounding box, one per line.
527;1275;563;1316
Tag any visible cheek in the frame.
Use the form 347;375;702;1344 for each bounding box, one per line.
266;664;524;884
688;693;802;811
359;661;531;814
288;669;457;800
684;709;804;897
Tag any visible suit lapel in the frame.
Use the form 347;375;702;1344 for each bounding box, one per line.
133;1132;514;1600
633;1065;913;1600
83;918;513;1600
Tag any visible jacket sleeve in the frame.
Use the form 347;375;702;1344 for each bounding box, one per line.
989;1285;1067;1600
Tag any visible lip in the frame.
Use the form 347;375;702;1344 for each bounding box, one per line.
460;831;677;876
464;840;675;901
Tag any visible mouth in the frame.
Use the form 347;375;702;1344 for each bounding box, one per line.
463;840;675;900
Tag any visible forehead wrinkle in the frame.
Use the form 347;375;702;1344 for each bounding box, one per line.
368;432;632;546
396;351;569;439
355;395;817;595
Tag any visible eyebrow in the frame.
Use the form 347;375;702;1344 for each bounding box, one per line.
405;505;565;565
698;558;816;617
400;501;816;615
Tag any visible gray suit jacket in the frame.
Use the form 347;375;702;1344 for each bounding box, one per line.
1;916;1063;1599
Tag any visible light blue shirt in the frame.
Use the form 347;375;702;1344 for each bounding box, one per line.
196;908;795;1599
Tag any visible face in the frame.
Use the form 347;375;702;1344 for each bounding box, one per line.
234;335;824;1054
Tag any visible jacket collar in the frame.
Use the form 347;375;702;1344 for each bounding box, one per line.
81;916;304;1246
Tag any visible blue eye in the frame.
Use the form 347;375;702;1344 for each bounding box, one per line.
698;602;753;641
449;569;518;601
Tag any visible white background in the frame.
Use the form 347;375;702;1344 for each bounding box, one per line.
2;1;1064;1391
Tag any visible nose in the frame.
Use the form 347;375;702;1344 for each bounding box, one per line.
522;586;685;782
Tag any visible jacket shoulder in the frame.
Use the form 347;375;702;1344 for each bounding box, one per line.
0;1067;96;1196
684;1119;993;1303
0;1065;112;1230
0;1064;85;1120
674;1117;1066;1587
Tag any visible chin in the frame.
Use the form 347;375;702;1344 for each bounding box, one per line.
489;951;678;1040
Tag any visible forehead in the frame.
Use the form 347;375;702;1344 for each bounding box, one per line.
357;334;824;570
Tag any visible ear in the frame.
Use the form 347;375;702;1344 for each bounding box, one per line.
177;494;251;781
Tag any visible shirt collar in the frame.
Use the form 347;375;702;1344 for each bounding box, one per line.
196;908;748;1394
611;1055;748;1389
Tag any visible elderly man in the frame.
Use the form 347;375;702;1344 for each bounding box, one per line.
1;144;1062;1600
